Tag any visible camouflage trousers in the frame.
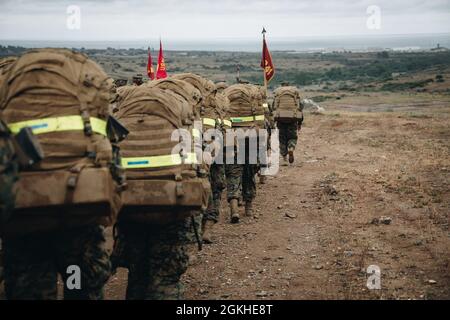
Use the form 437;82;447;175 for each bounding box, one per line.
225;163;258;202
111;218;194;300
277;122;299;157
3;225;111;300
204;163;226;223
0;145;19;224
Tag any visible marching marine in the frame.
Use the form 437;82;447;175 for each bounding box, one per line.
0;49;123;300
224;84;266;222
272;82;304;165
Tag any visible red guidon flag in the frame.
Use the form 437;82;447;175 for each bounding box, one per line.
260;34;275;82
156;40;168;79
147;47;155;80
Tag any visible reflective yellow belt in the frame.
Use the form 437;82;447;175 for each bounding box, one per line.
202;118;232;128
230;115;265;123
122;152;198;169
8;116;107;136
202;118;217;127
219;119;232;128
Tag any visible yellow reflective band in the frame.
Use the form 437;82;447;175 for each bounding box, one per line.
202;118;217;127
202;118;232;128
8;116;107;136
122;153;198;169
230;115;265;123
222;119;232;127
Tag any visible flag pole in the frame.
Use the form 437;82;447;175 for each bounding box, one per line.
262;27;268;100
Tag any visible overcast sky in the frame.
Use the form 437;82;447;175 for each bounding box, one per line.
0;0;449;41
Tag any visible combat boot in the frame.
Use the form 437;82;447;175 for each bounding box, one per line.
230;199;240;224
245;200;253;217
288;147;295;164
202;220;215;244
282;155;288;166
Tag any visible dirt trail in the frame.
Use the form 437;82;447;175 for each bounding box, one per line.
181;110;450;300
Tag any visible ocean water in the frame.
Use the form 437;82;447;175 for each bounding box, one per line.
1;33;449;52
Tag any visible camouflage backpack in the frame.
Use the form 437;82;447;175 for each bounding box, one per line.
0;48;124;237
146;78;203;121
224;84;265;129
115;85;210;224
172;73;231;131
273;86;303;123
172;74;232;168
215;81;228;93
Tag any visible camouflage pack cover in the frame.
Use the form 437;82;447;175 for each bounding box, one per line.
146;77;202;121
115;85;210;224
171;74;231;169
146;77;215;170
172;73;215;97
171;73;228;130
0;49;122;237
273;86;303;122
117;85;138;101
215;92;230;121
115;85;138;112
215;82;228;93
224;84;265;128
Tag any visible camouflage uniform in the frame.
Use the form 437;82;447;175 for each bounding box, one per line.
278;121;300;157
132;74;144;86
0;52;114;300
114;79;128;88
274;84;304;160
3;225;111;300
225;162;257;203
225;136;258;203
0;120;19;285
111;218;195;300
204;163;226;223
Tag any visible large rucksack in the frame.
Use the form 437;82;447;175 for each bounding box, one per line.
172;74;232;168
146;77;211;170
273;86;303;123
0;49;123;237
147;78;202;114
172;73;231;131
224;84;265;128
146;78;203;129
215;82;228;93
115;85;210;224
